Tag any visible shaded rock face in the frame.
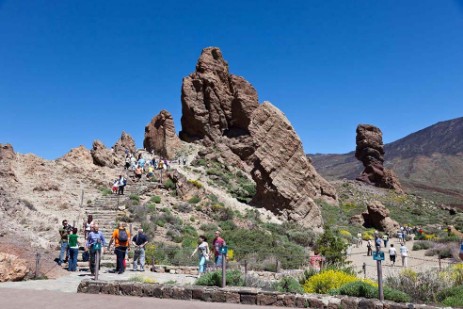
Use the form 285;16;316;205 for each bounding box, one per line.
113;131;136;156
180;47;259;145
0;253;29;282
362;200;400;233
90;140;115;168
355;124;403;193
144;110;181;159
180;47;337;229
0;144;18;183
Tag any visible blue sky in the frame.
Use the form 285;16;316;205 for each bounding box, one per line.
1;0;462;159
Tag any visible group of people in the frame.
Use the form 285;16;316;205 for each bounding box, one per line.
365;231;409;267
111;175;127;195
191;231;226;276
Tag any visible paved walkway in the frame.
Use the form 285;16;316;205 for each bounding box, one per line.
1;288;274;309
0;267;196;293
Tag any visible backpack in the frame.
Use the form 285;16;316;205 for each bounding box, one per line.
122;178;127;186
118;229;128;243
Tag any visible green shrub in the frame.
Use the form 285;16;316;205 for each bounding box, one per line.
383;287;412;303
188;179;203;189
436;285;463;304
164;179;176;190
150;195;161;204
129;194;140;203
287;230;316;247
218;220;236;231
329;281;377;298
274;276;304;294
299;268;319;285
101;188;112;196
412;241;432;251
188;195;201;204
195;270;244;287
314;227;348;266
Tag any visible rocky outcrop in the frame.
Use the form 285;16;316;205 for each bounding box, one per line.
144;110;181;159
355;124;403;193
0;144;17;183
113;131;136;156
60;145;93;165
179;47;337;229
90;140;115;168
0;253;29;282
362;200;400;233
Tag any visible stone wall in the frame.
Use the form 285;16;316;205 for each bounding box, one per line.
77;280;441;309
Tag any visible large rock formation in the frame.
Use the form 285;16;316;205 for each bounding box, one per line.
179;47;337;229
90;140;115;168
0;144;18;183
144;110;181;159
355;124;403;193
113;131;136;156
0;253;29;282
362;200;400;233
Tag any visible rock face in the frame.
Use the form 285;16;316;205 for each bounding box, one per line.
113;131;136;156
0;144;18;183
90;140;115;168
362;200;400;233
144;110;181;159
355;124;403;193
179;47;337;229
0;253;29;282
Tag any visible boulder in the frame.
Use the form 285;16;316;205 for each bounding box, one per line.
113;131;136;156
0;144;17;182
59;145;93;165
144;110;181;159
362;200;400;233
179;47;337;229
355;124;403;193
90;140;115;168
0;144;16;161
0;252;29;282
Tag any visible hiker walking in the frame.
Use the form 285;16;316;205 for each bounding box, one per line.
57;219;72;265
389;244;397;266
108;222;130;274
366;239;372;256
212;231;226;268
400;243;408;267
117;175;126;195
132;228;148;272
68;228;80;271
83;215;94;240
85;224;106;277
383;233;389;248
191;235;210;277
375;236;382;252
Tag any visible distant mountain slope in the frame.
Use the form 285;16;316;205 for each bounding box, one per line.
311;117;463;207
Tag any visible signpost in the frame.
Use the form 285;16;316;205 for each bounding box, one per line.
220;246;228;288
373;251;385;301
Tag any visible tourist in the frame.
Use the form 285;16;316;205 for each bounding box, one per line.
183;157;187;165
366;239;372;256
130;155;137;170
108;222;130;274
132;228;148;272
191;235;209;276
83;215;94;240
138;155;145;169
212;231;226;268
357;232;362;247
383;233;389;248
86;224;106;276
68;227;79;271
57;219;72;265
117;175;126;195
147;164;154;178
375;236;382;252
135;165;143;180
389;244;396;266
400;243;408;267
112;178;119;194
397;230;403;244
124;155;130;170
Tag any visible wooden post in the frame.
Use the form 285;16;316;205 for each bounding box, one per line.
362;262;366;279
275;259;280;273
376;260;384;301
438;257;442;271
34;252;41;279
221;252;226;288
95;249;100;281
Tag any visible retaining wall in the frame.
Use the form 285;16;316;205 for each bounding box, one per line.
77;280;442;309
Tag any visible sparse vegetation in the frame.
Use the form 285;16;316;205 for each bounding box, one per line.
150;195;161;204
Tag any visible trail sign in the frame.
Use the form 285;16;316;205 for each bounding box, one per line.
373;251;385;261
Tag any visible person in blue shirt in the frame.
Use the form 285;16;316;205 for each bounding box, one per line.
85;224;106;276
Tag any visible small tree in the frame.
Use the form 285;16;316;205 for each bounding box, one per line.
315;227;349;266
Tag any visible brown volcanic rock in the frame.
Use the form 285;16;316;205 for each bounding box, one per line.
144;110;181;159
90;140;115;168
0;252;29;282
180;47;337;229
0;144;18;183
355;124;403;193
362;200;400;233
248;102;337;228
113;131;136;156
179;47;259;145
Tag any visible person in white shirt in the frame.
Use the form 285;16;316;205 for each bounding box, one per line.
400;244;408;267
389;244;397;266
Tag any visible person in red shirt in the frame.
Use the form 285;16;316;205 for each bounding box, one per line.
212;230;225;268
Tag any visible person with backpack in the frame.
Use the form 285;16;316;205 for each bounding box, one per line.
117;175;126;195
212;230;225;268
85;224;106;277
108;222;130;274
132;228;148;272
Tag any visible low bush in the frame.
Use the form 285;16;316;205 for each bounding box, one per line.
129;194;140;203
101;188;112;196
150;195;161;204
330;280;411;303
188;195;201;204
303;270;358;294
163;179;176;190
274;276;304;294
195;270;244;287
188;179;203;189
412;241;432;251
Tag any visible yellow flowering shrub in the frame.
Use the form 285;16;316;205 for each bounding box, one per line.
303;270;358;294
362;230;374;240
423;233;436;240
188;179;203;189
339;230;352;239
450;263;463;285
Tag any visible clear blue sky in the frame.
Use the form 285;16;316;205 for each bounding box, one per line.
1;0;462;159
